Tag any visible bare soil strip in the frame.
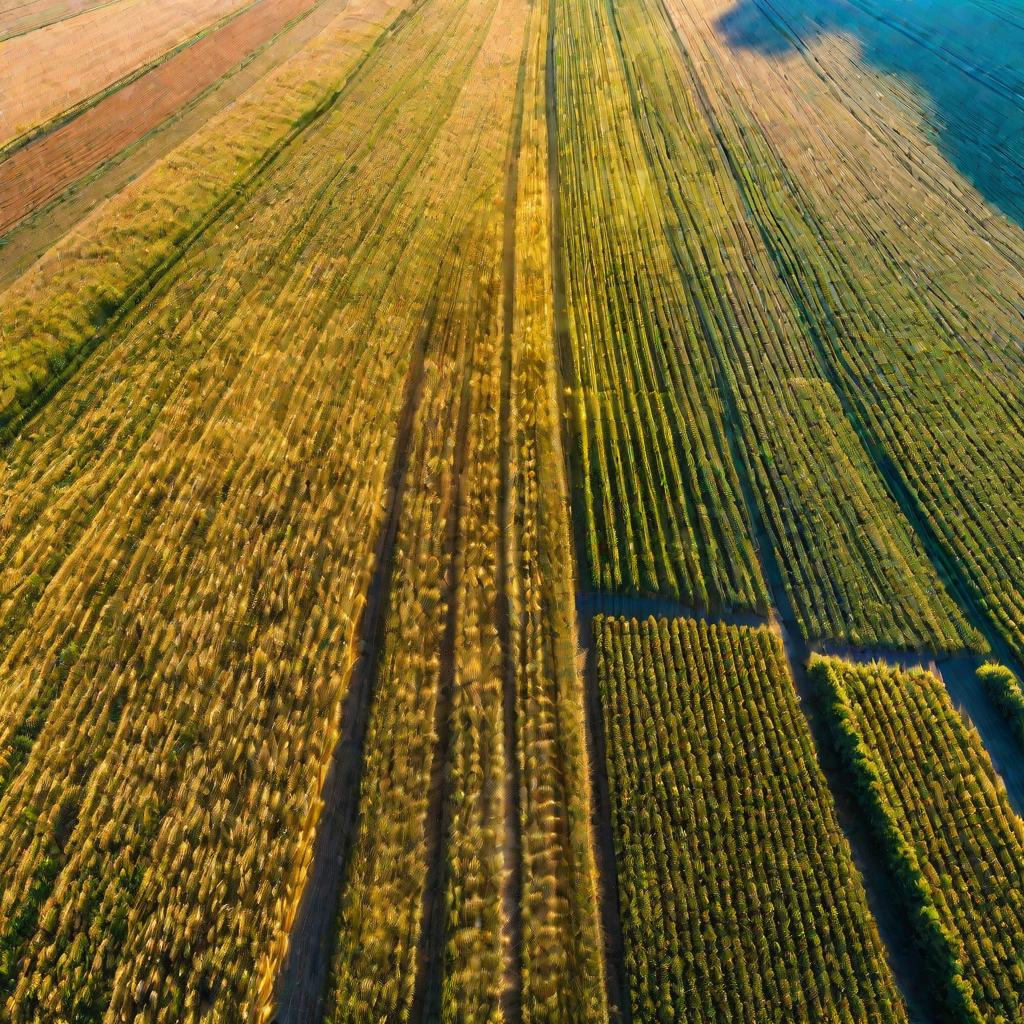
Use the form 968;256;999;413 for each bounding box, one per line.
272;312;431;1024
0;0;321;235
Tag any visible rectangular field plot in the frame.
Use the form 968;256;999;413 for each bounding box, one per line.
596;615;907;1024
553;0;767;611
812;656;1024;1023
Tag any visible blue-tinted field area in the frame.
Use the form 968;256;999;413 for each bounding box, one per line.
718;0;1024;225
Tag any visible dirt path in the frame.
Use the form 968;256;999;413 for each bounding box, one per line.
271;311;430;1024
0;0;361;287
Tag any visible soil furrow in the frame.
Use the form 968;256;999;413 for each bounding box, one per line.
271;304;433;1024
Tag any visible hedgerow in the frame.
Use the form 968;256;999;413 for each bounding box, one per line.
977;663;1024;747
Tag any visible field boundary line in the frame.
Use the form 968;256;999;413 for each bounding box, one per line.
543;6;630;1019
496;11;531;1020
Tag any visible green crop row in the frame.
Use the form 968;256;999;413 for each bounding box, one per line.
812;655;1024;1022
977;663;1024;747
658;0;1024;659
507;1;607;1013
597;615;906;1024
585;0;980;651
551;0;767;610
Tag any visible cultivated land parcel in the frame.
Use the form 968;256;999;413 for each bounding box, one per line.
0;0;1023;1020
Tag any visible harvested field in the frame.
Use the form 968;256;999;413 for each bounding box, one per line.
0;0;253;146
0;0;380;288
0;0;322;234
0;0;119;39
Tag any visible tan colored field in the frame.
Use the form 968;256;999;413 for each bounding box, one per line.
0;0;319;234
0;0;116;39
0;0;251;145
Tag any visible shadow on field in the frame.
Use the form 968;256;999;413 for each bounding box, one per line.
716;0;1024;228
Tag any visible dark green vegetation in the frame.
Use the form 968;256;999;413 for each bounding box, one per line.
597;616;908;1024
977;663;1024;747
813;656;1024;1023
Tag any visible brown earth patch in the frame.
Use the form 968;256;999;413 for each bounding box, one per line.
0;0;318;234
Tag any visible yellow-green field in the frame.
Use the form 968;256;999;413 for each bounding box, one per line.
1;0;1023;1018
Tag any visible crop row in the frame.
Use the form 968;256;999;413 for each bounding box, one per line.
661;0;1024;660
812;656;1024;1022
977;663;1024;747
0;0;507;1015
324;0;608;1018
597;615;906;1023
324;3;515;1008
506;0;607;1014
0;0;405;433
552;0;767;609
582;0;978;651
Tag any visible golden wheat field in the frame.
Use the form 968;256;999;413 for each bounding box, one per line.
0;0;1023;1019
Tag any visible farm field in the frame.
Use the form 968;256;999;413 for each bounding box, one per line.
0;0;256;146
596;615;908;1023
0;0;1023;1018
811;656;1024;1022
0;0;333;235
